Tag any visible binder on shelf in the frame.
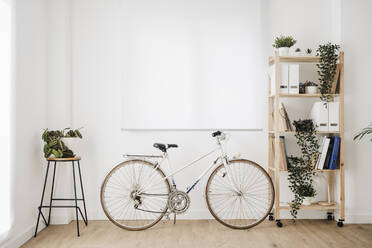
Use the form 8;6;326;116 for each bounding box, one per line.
323;137;335;169
271;64;289;94
311;102;329;132
328;102;340;132
329;136;341;170
279;64;289;94
317;137;330;170
288;64;299;94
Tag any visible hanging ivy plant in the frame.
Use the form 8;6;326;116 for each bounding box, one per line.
316;43;340;103
287;119;319;220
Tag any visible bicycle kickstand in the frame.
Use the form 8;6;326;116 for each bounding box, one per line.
173;213;177;224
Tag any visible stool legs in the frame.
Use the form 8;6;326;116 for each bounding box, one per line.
47;162;57;226
77;161;88;225
34;161;51;237
72;161;80;236
35;159;87;238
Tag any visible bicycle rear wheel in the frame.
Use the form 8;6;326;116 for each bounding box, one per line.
206;159;274;229
100;159;170;231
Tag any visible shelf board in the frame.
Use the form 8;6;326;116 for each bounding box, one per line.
269;55;321;65
278;203;339;211
269;93;339;98
268;167;339;173
268;131;340;135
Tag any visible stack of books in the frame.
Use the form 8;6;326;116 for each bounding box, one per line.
314;136;341;170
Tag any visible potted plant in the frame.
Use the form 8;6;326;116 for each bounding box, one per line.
304;81;318;94
298;184;316;205
294;48;301;56
316;43;340;103
42;128;83;158
272;35;297;56
61;128;83;156
287;119;319;220
305;48;312;56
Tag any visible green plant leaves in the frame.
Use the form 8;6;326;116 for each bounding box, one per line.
273;35;297;48
316;43;340;103
41;127;83;158
288;119;319;220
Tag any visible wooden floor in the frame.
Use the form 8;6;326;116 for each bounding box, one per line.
22;220;372;248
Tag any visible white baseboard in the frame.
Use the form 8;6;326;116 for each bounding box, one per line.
2;213;72;248
2;223;43;248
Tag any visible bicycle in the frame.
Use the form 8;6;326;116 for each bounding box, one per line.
100;131;274;230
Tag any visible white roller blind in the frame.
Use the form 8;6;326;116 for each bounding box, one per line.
121;0;265;130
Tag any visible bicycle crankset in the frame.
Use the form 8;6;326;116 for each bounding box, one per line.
168;190;190;214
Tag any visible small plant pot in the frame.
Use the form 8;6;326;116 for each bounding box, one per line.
61;137;80;157
305;86;318;94
278;47;289;56
295;52;302;56
302;197;313;206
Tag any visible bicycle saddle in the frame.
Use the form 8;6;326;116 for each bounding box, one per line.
153;143;178;153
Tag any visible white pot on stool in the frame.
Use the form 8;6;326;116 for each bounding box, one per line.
61;137;80;157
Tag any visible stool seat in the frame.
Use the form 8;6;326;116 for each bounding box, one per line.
47;156;81;161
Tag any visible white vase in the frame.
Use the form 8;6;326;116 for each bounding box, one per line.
305;86;318;94
61;137;80;157
302;197;313;206
278;47;289;56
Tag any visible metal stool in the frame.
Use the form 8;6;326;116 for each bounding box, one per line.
34;157;88;237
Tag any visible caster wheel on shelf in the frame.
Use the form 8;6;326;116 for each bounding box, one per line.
269;214;274;221
327;214;334;221
337;221;344;227
276;220;283;228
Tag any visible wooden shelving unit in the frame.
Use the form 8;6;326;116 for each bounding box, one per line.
267;51;345;227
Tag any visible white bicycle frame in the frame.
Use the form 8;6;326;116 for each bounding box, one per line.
124;133;240;195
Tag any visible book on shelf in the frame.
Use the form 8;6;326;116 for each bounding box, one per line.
314;137;326;169
279;103;293;131
316;137;330;170
329;136;341;170
280;136;288;170
331;64;341;94
314;136;341;170
323;137;335;169
271;136;288;170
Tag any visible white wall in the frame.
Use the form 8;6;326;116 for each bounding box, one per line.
341;0;372;222
4;1;372;246
3;0;48;247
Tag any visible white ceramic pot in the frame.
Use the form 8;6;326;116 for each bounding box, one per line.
305;86;318;94
278;47;289;56
61;137;80;157
302;197;313;206
295;52;302;56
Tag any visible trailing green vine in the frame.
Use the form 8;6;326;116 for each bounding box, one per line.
288;119;319;220
316;43;340;103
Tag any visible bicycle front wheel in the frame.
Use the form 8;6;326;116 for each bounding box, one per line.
206;159;274;229
100;159;170;231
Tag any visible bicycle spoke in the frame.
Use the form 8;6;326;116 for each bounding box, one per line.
206;160;274;229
